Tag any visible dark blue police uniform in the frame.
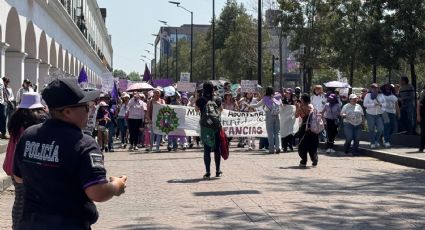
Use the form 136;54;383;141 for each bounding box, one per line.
13;119;107;230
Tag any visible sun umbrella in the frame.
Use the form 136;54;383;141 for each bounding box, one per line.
324;81;351;88
126;82;154;92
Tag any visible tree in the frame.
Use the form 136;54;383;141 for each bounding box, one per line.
128;71;141;81
113;69;127;79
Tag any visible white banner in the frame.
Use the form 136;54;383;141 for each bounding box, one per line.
152;103;267;137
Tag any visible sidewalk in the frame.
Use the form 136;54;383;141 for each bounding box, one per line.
0;139;10;192
321;140;425;170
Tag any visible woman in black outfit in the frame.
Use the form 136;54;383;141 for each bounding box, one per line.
296;93;319;167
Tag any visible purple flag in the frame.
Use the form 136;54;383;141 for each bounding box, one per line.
78;67;88;83
111;81;119;103
142;64;151;82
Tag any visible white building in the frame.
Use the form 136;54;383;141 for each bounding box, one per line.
0;0;113;95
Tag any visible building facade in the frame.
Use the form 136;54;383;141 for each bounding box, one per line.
0;0;113;94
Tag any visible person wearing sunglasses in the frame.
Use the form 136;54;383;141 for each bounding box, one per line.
12;79;127;229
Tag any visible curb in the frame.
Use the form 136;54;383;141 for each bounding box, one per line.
320;143;425;170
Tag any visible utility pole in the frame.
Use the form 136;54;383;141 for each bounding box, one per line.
258;0;262;86
212;0;216;80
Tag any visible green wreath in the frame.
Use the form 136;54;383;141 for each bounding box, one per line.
156;106;179;134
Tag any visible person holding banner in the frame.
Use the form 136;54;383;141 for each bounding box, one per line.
195;81;223;179
248;87;283;154
238;92;258;150
146;89;165;153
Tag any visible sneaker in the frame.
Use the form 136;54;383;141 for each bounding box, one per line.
167;146;172;152
145;148;151;152
268;150;274;154
299;163;307;168
312;161;318;167
275;149;280;154
129;145;134;150
384;142;391;148
215;171;222;177
330;149;336;153
189;143;194;149
152;149;161;153
203;172;211;179
370;144;376;149
248;146;253;151
326;148;331;154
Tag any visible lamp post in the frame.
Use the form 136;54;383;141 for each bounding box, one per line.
169;1;193;82
212;0;215;80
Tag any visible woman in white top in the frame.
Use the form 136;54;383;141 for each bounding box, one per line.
381;84;399;148
311;85;326;113
117;93;130;148
341;94;364;155
126;92;147;150
363;83;385;148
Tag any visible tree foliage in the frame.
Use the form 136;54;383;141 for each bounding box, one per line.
127;71;141;81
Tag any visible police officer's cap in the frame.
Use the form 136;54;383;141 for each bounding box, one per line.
42;79;100;109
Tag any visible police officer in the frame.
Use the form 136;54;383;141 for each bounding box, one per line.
13;79;127;230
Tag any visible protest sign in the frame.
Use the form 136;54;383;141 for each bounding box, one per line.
101;72;114;93
241;80;258;93
180;72;190;83
152;104;267;137
177;82;197;92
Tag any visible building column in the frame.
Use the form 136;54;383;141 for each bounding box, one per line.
0;43;10;79
5;51;27;94
39;63;51;90
25;58;41;91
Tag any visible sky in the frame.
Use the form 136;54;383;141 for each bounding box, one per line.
97;0;275;74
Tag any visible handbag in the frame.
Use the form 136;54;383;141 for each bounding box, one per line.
218;128;229;160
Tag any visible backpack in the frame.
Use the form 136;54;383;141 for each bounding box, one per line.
307;109;324;134
200;98;221;129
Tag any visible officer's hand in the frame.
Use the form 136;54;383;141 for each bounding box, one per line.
110;175;127;196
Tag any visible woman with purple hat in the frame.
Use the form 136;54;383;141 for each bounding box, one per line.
2;92;48;229
323;93;342;153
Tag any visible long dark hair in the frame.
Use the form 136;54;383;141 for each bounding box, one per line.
265;86;274;97
203;81;214;100
8;108;48;136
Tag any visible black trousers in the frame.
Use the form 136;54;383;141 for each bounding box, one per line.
203;132;221;173
326;118;338;148
19;213;90;230
298;131;319;164
281;135;293;151
127;119;142;146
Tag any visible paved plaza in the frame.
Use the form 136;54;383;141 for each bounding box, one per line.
1;146;425;229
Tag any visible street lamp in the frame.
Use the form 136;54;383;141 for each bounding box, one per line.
212;0;215;80
169;1;193;82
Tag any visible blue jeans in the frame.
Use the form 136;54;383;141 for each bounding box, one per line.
401;104;415;134
117;117;127;144
343;123;361;153
265;113;281;152
366;113;384;145
150;127;161;151
107;122;115;150
383;112;398;143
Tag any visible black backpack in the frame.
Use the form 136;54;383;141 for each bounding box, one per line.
200;98;221;129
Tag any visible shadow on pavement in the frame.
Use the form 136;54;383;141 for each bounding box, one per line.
167;177;219;184
278;166;311;170
193;190;261;197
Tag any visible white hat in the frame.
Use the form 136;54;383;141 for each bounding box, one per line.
349;94;358;100
98;101;108;107
122;92;130;98
17;92;44;109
